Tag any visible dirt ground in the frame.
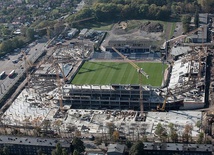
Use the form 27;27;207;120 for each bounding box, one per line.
102;20;174;48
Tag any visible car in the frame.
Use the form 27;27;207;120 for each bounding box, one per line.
56;42;62;45
12;59;18;63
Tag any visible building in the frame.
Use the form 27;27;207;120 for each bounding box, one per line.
143;142;213;155
105;39;151;53
60;84;183;111
0;135;71;155
187;13;209;43
67;28;79;39
170;46;192;59
79;28;88;39
107;143;126;155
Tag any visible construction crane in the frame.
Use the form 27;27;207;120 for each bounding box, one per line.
165;24;208;44
52;58;64;110
22;50;33;89
157;89;172;111
51;55;68;83
55;61;68;83
112;47;149;113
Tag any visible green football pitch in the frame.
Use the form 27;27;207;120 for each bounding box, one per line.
71;61;167;86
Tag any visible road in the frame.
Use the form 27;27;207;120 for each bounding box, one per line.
0;40;47;105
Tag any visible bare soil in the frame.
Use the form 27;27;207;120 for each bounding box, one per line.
140;21;163;33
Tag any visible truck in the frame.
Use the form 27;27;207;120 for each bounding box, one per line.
8;70;15;78
0;71;5;79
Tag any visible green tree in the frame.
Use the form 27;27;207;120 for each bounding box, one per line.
129;141;144;155
0;40;13;53
125;140;133;149
196;120;202;128
53;22;64;36
168;123;178;142
194;9;199;29
181;14;191;33
26;28;36;41
196;132;204;144
155;123;168;142
73;149;79;155
72;137;85;153
62;148;68;155
37;149;42;155
52;143;63;155
2;147;9;155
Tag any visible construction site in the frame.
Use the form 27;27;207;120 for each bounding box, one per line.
0;13;214;145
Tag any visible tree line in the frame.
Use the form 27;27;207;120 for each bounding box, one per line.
68;0;214;23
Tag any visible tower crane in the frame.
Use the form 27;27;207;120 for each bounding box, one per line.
52;58;64;110
22;50;33;89
112;47;149;113
165;24;208;45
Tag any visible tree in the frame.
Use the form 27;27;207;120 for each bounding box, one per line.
129;141;144;155
72;137;85;154
53;22;64;36
52;143;63;155
194;9;199;28
62;148;68;155
37;149;44;155
125;140;133;149
94;137;102;145
107;122;115;139
0;40;13;53
112;130;120;141
182;124;193;143
181;15;191;33
196;120;202;128
73;149;79;155
53;120;62;134
43;119;51;133
197;132;204;144
2;147;9;155
26;28;35;41
74;129;81;137
155;123;168;142
168;123;178;142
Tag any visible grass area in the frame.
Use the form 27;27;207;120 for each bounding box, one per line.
75;20;114;31
72;61;167;86
169;22;176;38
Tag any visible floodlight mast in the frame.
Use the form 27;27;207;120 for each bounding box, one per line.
112;47;149;114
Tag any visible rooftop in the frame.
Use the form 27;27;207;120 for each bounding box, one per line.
144;142;212;152
0;135;71;147
107;143;126;153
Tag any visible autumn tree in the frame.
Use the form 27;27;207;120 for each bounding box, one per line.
182;124;193;143
94;137;102;145
107;122;115;139
112;130;120;142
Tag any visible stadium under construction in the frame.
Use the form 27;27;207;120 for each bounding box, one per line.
1;13;214;141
